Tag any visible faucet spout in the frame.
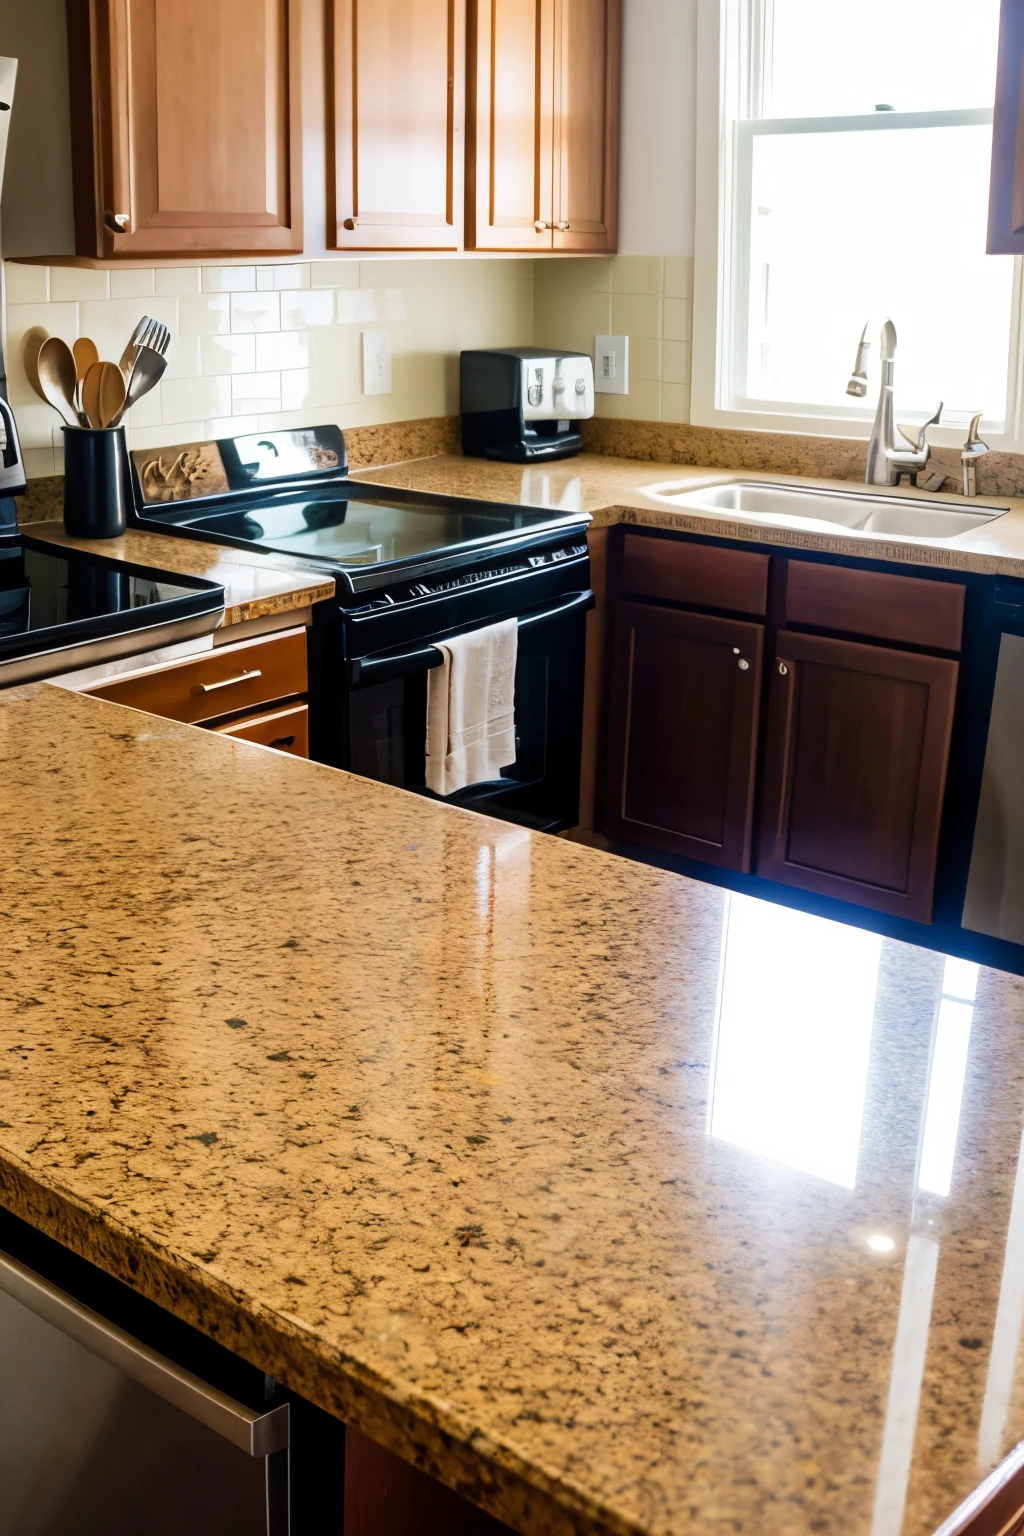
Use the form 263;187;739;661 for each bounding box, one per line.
855;319;941;487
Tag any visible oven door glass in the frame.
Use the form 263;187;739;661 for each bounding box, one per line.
347;596;589;833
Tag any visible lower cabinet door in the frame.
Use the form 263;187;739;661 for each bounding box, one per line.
757;631;958;921
605;601;764;869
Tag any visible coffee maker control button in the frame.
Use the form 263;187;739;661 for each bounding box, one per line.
574;377;587;395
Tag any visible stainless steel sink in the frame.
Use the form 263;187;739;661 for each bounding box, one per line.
644;480;1008;540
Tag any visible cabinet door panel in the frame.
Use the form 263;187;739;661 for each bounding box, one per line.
77;0;302;256
758;631;958;921
552;0;619;251
328;0;463;250
605;602;763;869
989;0;1024;252
467;0;555;250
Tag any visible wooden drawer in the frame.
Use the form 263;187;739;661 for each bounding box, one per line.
622;533;769;616
784;561;965;651
211;702;309;758
87;628;307;724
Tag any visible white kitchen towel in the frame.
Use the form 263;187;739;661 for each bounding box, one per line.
425;618;518;796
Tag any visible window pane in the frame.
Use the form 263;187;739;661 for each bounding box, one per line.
743;122;1014;421
768;0;1001;117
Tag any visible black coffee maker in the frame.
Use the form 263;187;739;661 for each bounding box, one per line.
460;346;595;462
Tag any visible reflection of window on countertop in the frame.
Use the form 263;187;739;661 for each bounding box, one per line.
917;955;980;1199
708;892;882;1188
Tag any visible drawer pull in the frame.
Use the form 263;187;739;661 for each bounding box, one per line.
778;661;790;676
192;668;263;696
269;735;296;750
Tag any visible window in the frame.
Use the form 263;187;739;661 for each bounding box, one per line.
696;0;1019;441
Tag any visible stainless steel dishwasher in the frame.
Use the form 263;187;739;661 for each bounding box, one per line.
0;1246;290;1535
963;627;1024;945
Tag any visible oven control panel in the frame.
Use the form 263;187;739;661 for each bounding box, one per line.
343;542;589;614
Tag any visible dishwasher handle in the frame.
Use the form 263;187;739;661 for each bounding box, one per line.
348;588;595;688
0;1249;289;1459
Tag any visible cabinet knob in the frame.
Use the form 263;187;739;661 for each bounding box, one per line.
343;217;359;231
555;221;571;231
778;661;790;676
737;658;750;671
535;220;550;232
104;211;130;234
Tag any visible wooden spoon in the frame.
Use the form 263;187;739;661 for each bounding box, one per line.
73;337;99;383
37;336;80;426
82;360;126;429
22;327;49;402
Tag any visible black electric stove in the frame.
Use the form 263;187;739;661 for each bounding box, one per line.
0;500;225;686
128;424;594;831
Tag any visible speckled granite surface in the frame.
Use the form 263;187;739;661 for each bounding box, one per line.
353;452;1024;576
23;521;334;627
2;683;1024;1536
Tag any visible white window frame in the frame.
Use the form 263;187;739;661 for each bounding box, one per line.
692;0;1024;451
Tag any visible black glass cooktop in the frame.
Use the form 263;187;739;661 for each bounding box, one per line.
0;538;224;669
168;491;576;571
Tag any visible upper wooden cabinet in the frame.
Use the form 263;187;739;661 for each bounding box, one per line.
327;0;465;250
66;0;303;258
466;0;620;252
988;0;1024;253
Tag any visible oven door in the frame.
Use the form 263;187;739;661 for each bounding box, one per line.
339;588;593;833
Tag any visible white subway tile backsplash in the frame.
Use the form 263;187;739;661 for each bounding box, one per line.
279;289;335;329
128;421;207;452
232;371;282;413
202;266;256;293
49;267;109;302
8;250;694;476
610;292;662;339
335;289;379;324
230;292;280;333
199;334;257;375
663;339;691;385
5;264;47;303
110;269;156;299
206;415;261;437
661;383;691;423
664;297;692;342
256;264;311;291
255;330;311;371
155;268;203;296
162;375;231;423
178;293;231;336
309;260;360;289
611;256;663;295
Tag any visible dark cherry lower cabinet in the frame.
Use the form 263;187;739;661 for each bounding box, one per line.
605;601;763;869
757;632;958;922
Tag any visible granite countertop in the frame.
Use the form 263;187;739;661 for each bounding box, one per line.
24;520;335;628
3;682;1024;1536
353;453;1024;575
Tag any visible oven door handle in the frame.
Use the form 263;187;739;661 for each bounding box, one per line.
348;588;595;688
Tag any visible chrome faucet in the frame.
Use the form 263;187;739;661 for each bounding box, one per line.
846;320;942;487
961;412;989;496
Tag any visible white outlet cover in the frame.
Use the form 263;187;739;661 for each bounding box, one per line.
362;330;392;395
594;334;629;395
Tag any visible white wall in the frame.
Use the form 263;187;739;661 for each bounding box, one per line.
617;0;698;257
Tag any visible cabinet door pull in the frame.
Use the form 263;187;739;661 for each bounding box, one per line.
269;735;296;750
778;661;790;676
342;217;358;230
555;221;570;230
737;658;750;671
534;220;550;232
192;668;263;696
104;211;130;234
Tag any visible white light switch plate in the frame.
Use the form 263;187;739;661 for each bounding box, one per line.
362;330;392;395
594;334;629;395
